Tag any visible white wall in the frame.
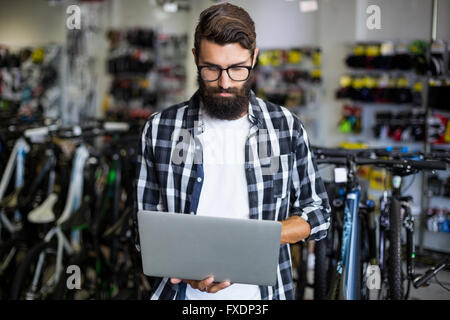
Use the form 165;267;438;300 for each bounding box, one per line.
0;0;66;47
317;0;358;146
356;0;450;42
110;0;189;34
355;0;432;41
231;0;319;49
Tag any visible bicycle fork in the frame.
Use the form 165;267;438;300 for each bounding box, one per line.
402;201;415;299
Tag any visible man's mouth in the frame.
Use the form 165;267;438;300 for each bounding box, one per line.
216;92;234;97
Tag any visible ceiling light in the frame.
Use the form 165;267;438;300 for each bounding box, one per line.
299;0;318;13
163;2;178;12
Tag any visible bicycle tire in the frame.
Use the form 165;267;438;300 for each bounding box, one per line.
314;237;328;300
295;242;308;300
0;239;20;299
314;181;339;300
388;198;403;300
10;240;59;300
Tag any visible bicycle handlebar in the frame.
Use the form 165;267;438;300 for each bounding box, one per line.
22;122;131;139
312;146;450;162
316;156;447;171
312;146;407;158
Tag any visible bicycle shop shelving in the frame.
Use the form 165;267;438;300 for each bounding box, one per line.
422;39;450;254
0;44;63;125
104;28;187;122
254;47;324;143
335;39;450;254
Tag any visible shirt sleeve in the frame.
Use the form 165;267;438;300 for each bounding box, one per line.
289;118;331;241
134;117;163;251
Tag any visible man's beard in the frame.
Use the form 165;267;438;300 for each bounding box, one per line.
198;72;253;120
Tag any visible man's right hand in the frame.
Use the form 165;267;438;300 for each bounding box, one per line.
170;276;231;293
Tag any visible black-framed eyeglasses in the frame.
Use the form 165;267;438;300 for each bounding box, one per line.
197;65;253;82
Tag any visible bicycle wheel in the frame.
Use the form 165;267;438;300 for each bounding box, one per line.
10;240;60;300
295;242;308;300
0;239;25;299
388;198;403;300
314;236;328;300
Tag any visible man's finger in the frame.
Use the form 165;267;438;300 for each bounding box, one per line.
199;276;214;291
208;281;231;293
170;278;183;284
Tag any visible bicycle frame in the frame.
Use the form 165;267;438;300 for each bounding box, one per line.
0;138;30;236
338;187;361;300
25;144;89;299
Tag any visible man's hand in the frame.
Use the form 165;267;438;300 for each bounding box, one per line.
170;276;231;293
280;215;311;244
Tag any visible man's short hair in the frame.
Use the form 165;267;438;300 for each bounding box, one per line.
194;3;256;59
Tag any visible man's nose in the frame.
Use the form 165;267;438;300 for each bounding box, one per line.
218;69;232;89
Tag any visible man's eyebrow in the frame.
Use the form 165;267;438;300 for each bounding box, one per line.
201;59;250;68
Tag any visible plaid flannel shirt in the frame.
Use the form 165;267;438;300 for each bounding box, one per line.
135;90;331;300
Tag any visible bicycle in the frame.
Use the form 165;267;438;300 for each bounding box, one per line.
314;153;376;300
52;129;150;300
312;147;447;300
376;151;449;300
9;142;89;300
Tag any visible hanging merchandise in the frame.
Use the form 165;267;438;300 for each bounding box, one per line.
426;208;450;233
368;168;391;191
338;105;362;134
409;40;429;75
255;47;322;109
0;44;62;124
428;78;450;111
63;2;103;126
105;28;187;120
427;174;443;196
428;114;449;144
412;80;423;106
373;109;426;143
336;73;414;104
345;42;418;71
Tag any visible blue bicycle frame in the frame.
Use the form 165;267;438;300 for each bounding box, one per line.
337;186;361;300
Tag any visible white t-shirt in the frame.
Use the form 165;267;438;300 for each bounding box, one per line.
185;110;261;300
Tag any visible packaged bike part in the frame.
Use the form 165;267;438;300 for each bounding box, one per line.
427;174;443;196
412;81;423;106
393;77;412;104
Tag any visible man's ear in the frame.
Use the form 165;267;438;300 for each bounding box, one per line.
252;48;259;68
192;48;198;65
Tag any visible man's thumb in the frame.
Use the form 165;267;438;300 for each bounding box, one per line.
170;278;182;284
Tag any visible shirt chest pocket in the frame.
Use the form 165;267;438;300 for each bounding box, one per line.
260;153;292;199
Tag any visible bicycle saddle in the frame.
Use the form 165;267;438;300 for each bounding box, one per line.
27;193;57;224
0;188;21;210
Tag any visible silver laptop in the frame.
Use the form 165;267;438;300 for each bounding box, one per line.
137;210;282;286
